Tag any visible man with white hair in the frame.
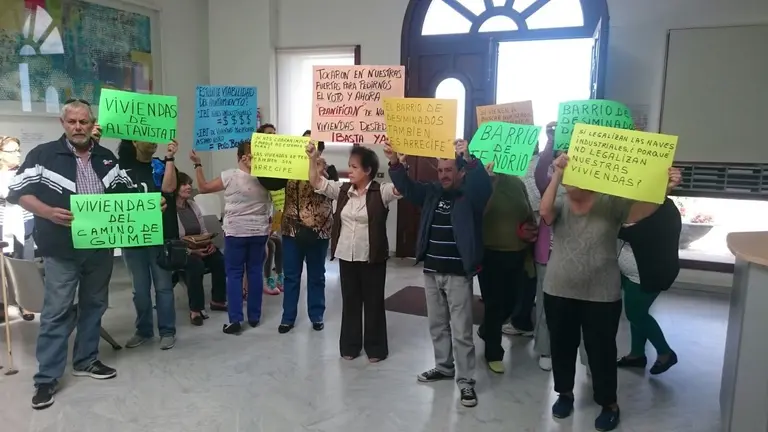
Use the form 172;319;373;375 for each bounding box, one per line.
8;98;136;410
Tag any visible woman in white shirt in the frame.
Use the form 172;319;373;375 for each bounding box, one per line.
190;141;273;335
306;143;400;362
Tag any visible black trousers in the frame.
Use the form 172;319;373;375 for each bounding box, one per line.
510;267;536;331
477;249;526;361
184;249;227;312
544;293;622;407
338;259;388;359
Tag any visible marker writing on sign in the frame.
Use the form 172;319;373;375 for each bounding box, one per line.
102;96;177;141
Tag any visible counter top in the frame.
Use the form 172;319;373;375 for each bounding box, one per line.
727;232;768;267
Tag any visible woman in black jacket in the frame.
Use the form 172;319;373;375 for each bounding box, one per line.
616;198;681;375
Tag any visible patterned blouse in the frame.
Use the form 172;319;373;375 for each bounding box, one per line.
280;180;333;239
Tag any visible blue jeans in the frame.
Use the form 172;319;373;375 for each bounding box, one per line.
225;235;268;323
123;246;176;337
35;249;113;386
281;236;329;325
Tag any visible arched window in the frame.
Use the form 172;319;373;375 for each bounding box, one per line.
421;0;586;35
434;78;466;139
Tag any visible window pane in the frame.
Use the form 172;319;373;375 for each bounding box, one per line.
435;78;466;139
512;0;539;13
526;0;584;29
496;38;593;149
455;0;487;16
492;0;507;6
673;197;768;264
479;15;518;32
422;0;472;36
276;48;356;138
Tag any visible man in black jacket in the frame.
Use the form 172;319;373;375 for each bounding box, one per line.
8;99;136;410
386;141;492;408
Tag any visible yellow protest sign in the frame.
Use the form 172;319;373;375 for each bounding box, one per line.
383;98;457;158
270;189;285;212
251;134;310;181
563;124;678;204
476;100;534;126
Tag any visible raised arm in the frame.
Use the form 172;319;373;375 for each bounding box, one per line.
625;167;682;224
454;139;492;212
161;140;179;193
384;144;429;206
540;153;567;226
305;141;341;200
535;124;556;194
189;150;224;194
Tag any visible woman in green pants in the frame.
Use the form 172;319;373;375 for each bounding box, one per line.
616;241;677;374
615;198;682;375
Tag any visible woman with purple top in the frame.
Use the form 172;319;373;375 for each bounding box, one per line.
532;121;559;372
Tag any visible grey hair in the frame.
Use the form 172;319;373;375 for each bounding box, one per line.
60;100;95;121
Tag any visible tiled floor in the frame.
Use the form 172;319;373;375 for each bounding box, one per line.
0;259;726;431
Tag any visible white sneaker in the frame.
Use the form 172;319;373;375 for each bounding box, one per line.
538;355;552;371
502;323;533;337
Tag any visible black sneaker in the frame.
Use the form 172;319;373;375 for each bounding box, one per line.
31;383;56;410
417;368;455;383
223;322;242;335
72;360;117;380
552;394;574;419
248;320;260;328
312;322;324;331
459;387;478;407
650;351;678;375
617;355;647;369
278;324;294;334
595;406;620;431
190;315;204;326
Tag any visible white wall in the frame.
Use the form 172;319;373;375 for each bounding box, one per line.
604;0;768;133
156;0;210;175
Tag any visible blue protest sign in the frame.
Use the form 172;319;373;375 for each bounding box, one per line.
194;86;257;151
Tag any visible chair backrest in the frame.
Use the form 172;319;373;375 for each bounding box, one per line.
202;215;225;251
4;256;45;313
193;194;223;219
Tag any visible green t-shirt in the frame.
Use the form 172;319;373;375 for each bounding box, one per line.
482;174;533;251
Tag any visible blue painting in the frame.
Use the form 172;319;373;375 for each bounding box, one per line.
194;85;258;151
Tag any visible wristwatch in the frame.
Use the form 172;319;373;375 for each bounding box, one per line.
194;163;202;168
164;156;175;162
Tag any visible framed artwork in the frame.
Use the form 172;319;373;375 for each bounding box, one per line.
0;0;155;114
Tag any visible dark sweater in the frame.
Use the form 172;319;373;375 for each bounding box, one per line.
618;198;682;292
389;157;493;276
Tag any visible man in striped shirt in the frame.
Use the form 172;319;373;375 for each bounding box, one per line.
387;140;492;408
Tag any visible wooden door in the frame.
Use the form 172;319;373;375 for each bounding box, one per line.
396;38;498;257
590;16;609;99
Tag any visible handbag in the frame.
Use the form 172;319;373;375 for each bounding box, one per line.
181;232;217;250
156;239;189;271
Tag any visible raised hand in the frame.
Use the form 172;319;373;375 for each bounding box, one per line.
166;139;179;158
667;167;682;192
306;141;318;160
454;139;469;160
553;153;569;175
383;143;399;164
189;150;201;165
91;124;102;142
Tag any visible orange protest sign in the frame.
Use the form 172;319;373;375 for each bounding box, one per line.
311;65;405;144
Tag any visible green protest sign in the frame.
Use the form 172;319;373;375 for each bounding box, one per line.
98;88;178;144
555;100;634;151
469;121;541;176
71;193;163;249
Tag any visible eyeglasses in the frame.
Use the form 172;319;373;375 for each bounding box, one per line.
64;98;91;106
